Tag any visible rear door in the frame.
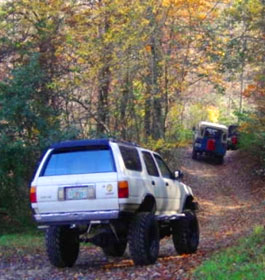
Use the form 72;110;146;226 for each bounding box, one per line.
153;154;181;213
141;151;166;212
35;146;119;214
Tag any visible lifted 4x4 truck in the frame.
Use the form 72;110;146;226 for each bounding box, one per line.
30;139;199;267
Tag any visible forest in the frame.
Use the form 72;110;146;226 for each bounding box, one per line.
0;0;264;223
0;1;264;279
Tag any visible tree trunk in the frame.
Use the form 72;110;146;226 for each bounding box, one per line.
144;86;152;140
150;38;163;140
120;71;130;139
96;15;111;135
97;64;110;134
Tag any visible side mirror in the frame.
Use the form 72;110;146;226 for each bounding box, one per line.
175;170;184;180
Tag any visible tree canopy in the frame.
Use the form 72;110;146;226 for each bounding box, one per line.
0;0;264;219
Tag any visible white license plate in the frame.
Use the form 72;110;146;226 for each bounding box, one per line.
65;186;96;200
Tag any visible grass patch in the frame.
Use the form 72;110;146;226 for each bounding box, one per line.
193;226;265;280
0;228;45;257
0;231;44;249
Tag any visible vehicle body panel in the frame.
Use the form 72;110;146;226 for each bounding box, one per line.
31;139;194;225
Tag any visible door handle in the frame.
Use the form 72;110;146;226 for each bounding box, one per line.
152;181;155;186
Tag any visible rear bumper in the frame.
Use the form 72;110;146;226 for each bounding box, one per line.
34;210;120;225
194;149;226;156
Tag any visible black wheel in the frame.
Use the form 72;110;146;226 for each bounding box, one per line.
192;149;197;160
216;155;224;164
172;210;199;254
45;225;80;267
128;212;159;265
102;239;127;257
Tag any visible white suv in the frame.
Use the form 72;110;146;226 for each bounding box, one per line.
30;139;199;267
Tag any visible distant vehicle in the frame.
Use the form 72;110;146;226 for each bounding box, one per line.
227;125;239;150
192;121;228;164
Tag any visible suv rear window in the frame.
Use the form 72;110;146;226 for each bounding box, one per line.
42;147;115;176
119;145;142;171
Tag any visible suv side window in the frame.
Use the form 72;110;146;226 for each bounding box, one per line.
119;145;142;171
154;154;173;179
142;151;159;177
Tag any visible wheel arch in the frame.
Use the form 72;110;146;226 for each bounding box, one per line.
182;195;198;212
137;194;156;213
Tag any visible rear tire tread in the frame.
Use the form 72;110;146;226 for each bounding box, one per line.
46;226;79;268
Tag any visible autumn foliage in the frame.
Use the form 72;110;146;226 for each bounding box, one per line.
0;0;264;218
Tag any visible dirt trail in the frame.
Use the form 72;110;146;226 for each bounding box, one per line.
180;149;264;252
1;149;264;280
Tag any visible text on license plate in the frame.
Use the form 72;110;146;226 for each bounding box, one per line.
65;186;96;200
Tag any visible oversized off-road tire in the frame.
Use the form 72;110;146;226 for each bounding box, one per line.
45;226;80;268
128;212;159;265
172;210;199;254
192;149;197;160
102;239;127;257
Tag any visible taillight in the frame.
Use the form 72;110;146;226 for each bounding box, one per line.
30;186;37;203
118;181;129;198
232;136;237;145
206;139;216;151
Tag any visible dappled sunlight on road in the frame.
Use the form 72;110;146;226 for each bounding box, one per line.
181;166;219;179
199;199;251;211
103;259;134;269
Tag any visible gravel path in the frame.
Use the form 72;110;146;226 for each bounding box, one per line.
1;149;264;280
